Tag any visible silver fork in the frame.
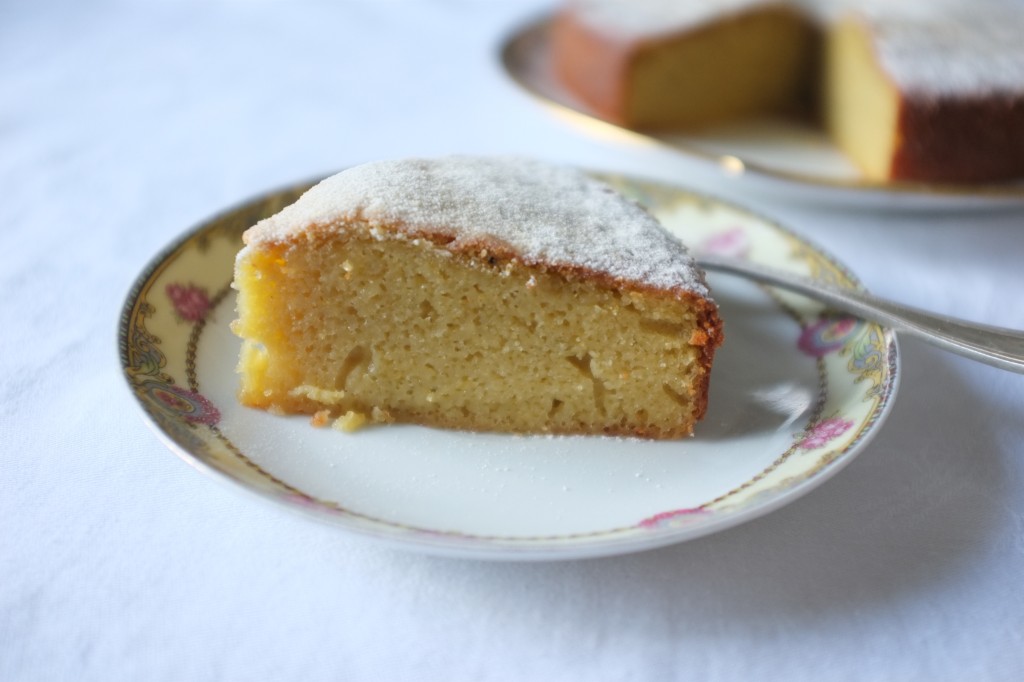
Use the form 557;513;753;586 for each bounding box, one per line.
698;253;1024;374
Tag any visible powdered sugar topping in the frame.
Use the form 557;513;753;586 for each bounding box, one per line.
243;157;710;296
861;0;1024;97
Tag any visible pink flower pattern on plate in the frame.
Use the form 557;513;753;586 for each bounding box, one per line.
799;417;854;450
166;283;211;322
638;507;709;530
798;316;860;357
140;380;221;426
696;227;750;259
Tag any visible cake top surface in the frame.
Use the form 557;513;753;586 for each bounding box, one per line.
860;0;1024;97
243;157;710;297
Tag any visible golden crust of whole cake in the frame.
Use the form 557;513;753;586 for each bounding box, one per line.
232;157;723;439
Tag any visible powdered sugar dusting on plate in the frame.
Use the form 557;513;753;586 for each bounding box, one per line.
243;157;711;296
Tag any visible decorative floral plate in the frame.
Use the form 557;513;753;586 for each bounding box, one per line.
499;17;1024;210
119;172;899;560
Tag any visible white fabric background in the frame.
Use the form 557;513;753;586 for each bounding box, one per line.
3;1;1024;680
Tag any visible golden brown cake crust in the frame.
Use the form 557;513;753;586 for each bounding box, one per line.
891;95;1024;183
550;8;634;125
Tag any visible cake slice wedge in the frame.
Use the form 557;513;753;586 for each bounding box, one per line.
231;157;722;439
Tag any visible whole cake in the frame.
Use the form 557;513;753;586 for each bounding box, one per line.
551;0;1024;183
232;157;723;439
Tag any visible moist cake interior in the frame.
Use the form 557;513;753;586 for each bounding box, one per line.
626;8;815;129
824;15;901;181
234;230;716;439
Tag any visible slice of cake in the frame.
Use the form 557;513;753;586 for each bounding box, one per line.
550;0;817;130
231;157;722;439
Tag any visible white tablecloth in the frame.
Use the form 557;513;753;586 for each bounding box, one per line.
4;2;1024;680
